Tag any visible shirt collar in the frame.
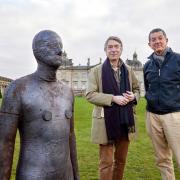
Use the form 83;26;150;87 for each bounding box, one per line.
110;59;123;71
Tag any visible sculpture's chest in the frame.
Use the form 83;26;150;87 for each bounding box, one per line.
19;81;73;140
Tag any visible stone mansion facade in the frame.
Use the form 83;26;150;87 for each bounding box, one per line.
0;76;12;96
57;51;145;96
0;51;144;97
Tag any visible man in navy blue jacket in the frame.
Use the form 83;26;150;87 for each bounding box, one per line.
144;28;180;180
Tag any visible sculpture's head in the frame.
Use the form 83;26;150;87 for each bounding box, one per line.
32;30;63;68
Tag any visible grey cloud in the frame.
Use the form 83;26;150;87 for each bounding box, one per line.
0;0;180;79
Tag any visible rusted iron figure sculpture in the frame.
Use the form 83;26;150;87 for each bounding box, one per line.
0;30;79;180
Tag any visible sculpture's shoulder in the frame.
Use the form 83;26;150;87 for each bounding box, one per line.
1;74;34;113
4;74;34;97
16;73;35;84
57;80;74;99
57;80;72;92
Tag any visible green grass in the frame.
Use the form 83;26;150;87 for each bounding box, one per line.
0;97;179;179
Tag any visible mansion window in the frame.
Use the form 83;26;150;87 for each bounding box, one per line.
81;81;87;89
73;81;78;89
82;72;87;79
73;73;78;79
65;81;69;85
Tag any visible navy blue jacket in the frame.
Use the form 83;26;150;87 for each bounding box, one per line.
143;49;180;114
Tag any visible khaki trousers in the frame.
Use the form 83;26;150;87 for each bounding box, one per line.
146;111;180;180
99;138;129;180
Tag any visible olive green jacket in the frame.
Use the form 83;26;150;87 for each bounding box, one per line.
86;63;140;144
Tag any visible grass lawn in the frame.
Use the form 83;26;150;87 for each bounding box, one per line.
0;97;179;179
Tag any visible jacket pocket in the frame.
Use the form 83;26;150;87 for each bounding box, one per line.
91;117;108;144
92;106;104;118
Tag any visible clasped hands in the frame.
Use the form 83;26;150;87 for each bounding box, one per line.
112;91;135;106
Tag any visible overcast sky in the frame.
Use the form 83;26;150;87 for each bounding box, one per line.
0;0;180;79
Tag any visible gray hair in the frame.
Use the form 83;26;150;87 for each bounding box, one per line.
148;28;167;42
104;36;123;51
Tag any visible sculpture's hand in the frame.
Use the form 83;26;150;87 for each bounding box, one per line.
69;116;80;180
0;113;18;180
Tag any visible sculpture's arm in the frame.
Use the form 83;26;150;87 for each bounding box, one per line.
0;81;20;180
69;113;80;180
0;112;18;180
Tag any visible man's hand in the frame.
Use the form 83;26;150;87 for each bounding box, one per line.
112;95;129;106
123;91;135;102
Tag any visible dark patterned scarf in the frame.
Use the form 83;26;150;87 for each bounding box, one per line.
102;58;135;141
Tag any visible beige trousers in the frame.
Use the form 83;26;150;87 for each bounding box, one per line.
99;138;129;180
146;111;180;180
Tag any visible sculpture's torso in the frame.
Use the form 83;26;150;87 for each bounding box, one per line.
15;74;74;180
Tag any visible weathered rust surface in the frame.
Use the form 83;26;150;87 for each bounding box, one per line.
0;30;79;180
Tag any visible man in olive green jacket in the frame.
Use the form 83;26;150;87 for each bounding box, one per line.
86;36;140;180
